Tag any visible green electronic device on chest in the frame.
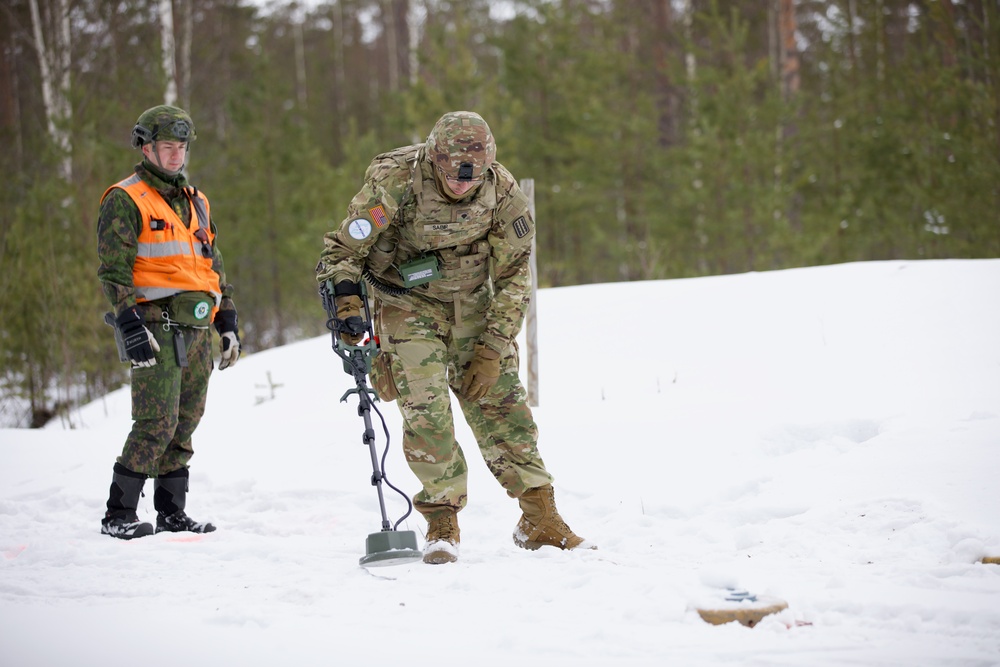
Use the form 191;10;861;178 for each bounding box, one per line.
399;255;441;288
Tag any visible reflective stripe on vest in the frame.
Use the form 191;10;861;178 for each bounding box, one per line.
102;175;222;316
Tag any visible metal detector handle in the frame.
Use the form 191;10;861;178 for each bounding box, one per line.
321;278;374;342
321;278;381;395
103;312;129;363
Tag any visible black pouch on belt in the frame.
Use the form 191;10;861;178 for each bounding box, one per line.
174;330;189;367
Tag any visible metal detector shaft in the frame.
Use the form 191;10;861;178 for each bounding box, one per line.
348;361;421;567
356;383;392;531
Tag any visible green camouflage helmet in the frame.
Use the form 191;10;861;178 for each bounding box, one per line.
131;105;197;148
425;111;496;181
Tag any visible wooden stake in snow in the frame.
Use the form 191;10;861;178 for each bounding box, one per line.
695;589;788;628
520;178;539;407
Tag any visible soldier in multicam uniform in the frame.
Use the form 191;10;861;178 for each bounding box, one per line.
97;105;241;539
317;111;595;564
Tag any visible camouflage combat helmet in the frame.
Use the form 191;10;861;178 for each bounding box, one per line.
425;111;496;181
131;105;197;148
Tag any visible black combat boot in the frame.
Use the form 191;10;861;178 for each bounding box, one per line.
153;468;216;534
101;463;154;540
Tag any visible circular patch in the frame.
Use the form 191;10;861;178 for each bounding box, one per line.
347;218;373;240
194;301;211;320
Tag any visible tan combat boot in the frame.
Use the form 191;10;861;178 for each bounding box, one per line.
513;484;596;551
422;509;460;564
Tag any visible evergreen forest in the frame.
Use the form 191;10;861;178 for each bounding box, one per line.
1;0;998;427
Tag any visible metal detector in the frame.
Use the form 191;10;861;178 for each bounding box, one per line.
322;280;422;567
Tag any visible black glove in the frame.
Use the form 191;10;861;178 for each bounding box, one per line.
115;306;160;367
214;310;240;370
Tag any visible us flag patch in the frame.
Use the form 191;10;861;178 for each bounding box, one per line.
369;205;389;228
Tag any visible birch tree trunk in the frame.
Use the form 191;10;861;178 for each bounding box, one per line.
778;0;802;232
180;0;193;109
779;0;800;100
159;0;178;105
681;0;697;111
0;16;23;170
651;0;677;148
874;0;886;87
29;0;72;182
846;0;860;90
294;20;307;110
680;0;706;272
408;0;423;87
985;2;999;161
332;2;347;151
384;0;399;92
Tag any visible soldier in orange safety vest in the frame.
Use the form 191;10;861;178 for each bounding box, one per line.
97;105;240;540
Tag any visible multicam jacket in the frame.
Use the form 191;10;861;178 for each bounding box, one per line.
317;145;535;353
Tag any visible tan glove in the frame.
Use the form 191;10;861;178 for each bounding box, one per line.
214;310;240;370
335;295;364;345
460;343;501;401
219;332;240;370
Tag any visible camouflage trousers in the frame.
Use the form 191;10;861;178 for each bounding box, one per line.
376;295;553;514
117;321;213;477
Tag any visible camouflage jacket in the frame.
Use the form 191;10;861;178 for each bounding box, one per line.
97;162;236;318
317;145;534;352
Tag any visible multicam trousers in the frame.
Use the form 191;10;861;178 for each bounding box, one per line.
117;318;213;477
376;293;553;514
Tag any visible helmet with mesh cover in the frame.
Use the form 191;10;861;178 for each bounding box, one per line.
425;111;496;181
131;105;196;149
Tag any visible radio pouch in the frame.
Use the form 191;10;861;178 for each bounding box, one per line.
399;255;441;288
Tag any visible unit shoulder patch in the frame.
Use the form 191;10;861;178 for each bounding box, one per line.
347;218;373;240
503;214;534;249
511;216;531;239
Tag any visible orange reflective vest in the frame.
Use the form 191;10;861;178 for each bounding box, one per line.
102;174;222;317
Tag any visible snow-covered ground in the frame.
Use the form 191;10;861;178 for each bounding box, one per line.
2;259;999;666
